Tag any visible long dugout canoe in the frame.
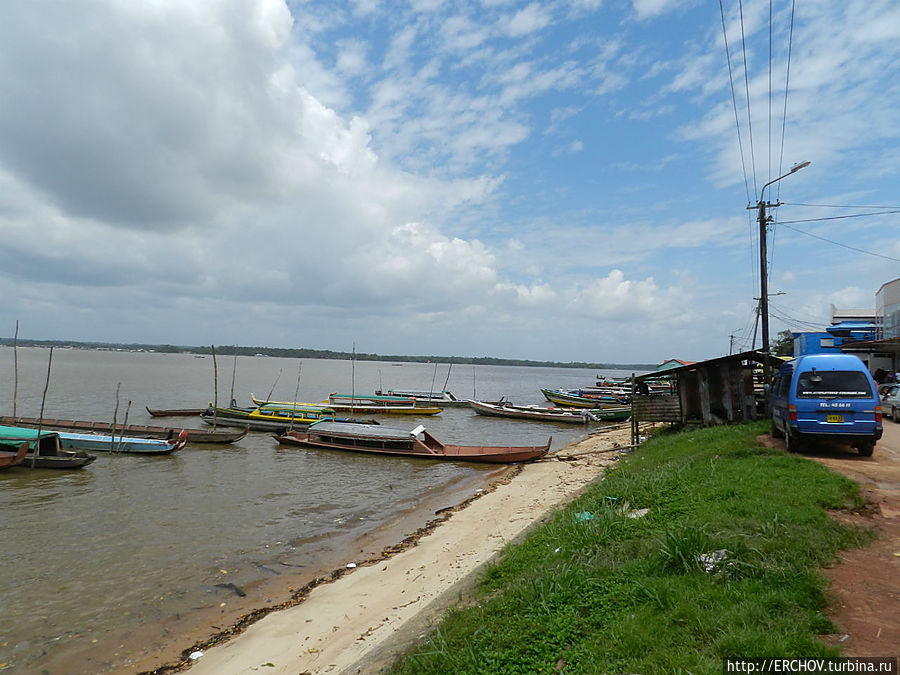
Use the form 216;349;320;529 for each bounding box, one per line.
0;416;246;444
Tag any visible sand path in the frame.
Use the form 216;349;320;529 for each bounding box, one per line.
182;426;633;675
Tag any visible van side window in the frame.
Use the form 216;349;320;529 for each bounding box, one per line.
796;371;872;398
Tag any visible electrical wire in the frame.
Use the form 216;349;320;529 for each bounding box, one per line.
774;0;796;203
779;210;900;224
719;0;752;204
783;202;900;209
738;0;758;197
777;223;900;262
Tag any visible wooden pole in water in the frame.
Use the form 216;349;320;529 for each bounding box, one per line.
212;345;219;408
442;362;453;393
111;383;121;453
33;346;54;468
289;361;302;431
266;369;283;403
117;401;132;452
351;342;356;413
12;320;19;418
229;351;238;407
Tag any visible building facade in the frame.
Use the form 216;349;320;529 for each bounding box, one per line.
876;277;900;339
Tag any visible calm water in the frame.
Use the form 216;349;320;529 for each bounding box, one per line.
0;348;634;673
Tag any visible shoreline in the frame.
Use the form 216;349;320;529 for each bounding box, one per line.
151;424;633;675
32;464;509;675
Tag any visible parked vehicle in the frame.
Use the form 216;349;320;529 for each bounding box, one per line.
770;353;882;456
882;384;900;422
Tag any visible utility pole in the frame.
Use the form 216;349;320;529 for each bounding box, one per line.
748;161;810;405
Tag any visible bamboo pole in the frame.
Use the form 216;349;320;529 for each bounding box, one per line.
289;361;302;432
12;320;18;418
350;342;356;413
265;369;283;403
212;345;218;408
429;362;438;398
229;352;238;407
117;401;132;452
111;383;121;453
211;345;218;430
33;346;54;468
442;362;453;393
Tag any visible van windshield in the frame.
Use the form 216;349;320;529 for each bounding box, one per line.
796;371;872;398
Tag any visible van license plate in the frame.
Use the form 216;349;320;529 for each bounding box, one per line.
825;414;844;423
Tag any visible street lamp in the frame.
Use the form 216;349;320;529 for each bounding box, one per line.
750;160;810;398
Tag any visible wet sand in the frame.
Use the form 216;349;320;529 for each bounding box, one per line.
144;424;633;675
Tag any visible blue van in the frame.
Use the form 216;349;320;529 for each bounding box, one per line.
770;353;882;456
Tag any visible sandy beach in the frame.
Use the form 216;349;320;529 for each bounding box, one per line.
149;424;634;675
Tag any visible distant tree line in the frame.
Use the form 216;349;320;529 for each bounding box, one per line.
0;337;657;371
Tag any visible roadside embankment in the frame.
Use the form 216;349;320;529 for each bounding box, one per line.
389;421;874;674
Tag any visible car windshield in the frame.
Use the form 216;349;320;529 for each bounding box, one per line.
796;371;872;398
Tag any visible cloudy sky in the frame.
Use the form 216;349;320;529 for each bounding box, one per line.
0;0;898;363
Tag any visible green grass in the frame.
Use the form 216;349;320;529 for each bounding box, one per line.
388;421;873;675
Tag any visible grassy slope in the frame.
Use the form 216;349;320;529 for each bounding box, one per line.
389;421;873;675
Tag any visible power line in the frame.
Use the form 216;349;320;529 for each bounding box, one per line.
774;0;796;203
719;0;751;204
738;0;758;197
778;209;900;224
777;223;900;262
783;202;900;209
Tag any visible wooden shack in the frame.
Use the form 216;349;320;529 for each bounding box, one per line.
630;350;782;444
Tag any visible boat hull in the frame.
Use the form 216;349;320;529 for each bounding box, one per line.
275;422;550;464
57;430;187;454
468;400;592;424
0;416;245;443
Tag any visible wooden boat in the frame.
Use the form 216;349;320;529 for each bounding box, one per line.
0;416;246;444
540;388;628;408
145;406;206;417
0;426;96;469
201;404;341;431
584;405;632;422
0;441;28;470
250;393;442;416
57;429;188;454
375;389;470;407
274;422;550;463
468;400;595;424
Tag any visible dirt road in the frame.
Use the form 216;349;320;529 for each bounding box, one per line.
780;419;899;656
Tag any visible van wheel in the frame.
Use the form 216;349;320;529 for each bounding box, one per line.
858;443;875;457
785;428;802;454
893;406;900;423
771;418;784;439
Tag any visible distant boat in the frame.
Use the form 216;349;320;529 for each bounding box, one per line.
468;400;595;424
0;426;96;469
375;389;470;407
540;388;629;408
201;403;373;431
57;429;188;455
250;393;442;416
0;416;246;444
274;422;550;464
145;407;206;417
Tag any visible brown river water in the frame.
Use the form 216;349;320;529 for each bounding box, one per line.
0;347;632;673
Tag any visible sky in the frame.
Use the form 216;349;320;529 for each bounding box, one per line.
0;0;898;364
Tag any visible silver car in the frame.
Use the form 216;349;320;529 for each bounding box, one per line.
882;384;900;422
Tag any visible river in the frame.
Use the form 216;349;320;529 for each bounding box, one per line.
0;347;636;673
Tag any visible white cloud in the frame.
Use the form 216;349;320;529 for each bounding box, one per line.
504;3;552;37
632;0;683;20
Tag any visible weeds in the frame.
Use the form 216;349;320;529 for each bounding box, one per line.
388;421;874;675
